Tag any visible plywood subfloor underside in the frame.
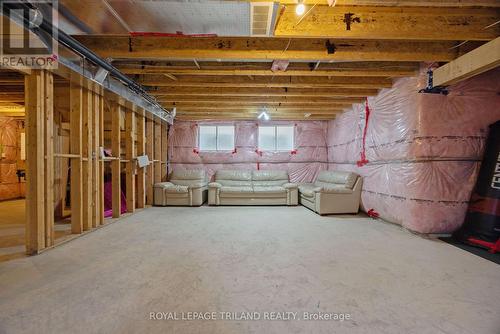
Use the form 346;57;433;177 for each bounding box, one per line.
0;206;499;334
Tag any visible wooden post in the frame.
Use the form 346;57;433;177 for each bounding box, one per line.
136;109;146;208
43;71;55;247
70;80;83;234
161;121;168;181
92;91;100;227
145;117;154;205
154;119;162;184
125;107;136;212
25;70;46;254
111;102;121;218
99;93;105;224
81;88;93;231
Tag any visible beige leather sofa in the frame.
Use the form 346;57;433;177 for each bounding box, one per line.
208;170;298;206
154;169;208;206
299;171;362;215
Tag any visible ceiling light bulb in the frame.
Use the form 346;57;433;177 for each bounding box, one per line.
296;3;305;15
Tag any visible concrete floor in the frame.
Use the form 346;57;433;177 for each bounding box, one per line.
0;199;72;263
0;206;499;334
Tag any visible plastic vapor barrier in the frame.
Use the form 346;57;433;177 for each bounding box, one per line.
327;67;500;234
169;120;329;183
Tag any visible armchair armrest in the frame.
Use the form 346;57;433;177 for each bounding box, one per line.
153;182;174;189
283;182;298;189
208;182;222;189
317;186;353;194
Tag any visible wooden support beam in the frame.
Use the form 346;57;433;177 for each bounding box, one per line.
125;108;136;213
158;96;364;104
98;93;105;224
92;91;100;228
70;80;83;234
43;71;54;247
81;88;93;231
154;120;162;184
139;75;393;89
433;37;500;86
75;35;461;62
136;109;146;209
150;87;379;97
25;70;46;254
161;122;168;182
145;118;154;205
274;6;499;41
120;66;417;77
111;102;122;218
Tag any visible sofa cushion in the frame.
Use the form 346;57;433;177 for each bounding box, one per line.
315;171;358;189
253;186;286;196
170;169;207;187
215;170;252;187
298;184;318;198
164;185;189;194
219;186;254;197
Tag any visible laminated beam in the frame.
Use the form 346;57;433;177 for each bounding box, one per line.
433;37;500;86
74;35;460;62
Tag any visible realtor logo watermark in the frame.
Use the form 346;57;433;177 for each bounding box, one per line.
0;0;58;69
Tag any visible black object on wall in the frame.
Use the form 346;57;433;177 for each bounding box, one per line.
454;120;500;248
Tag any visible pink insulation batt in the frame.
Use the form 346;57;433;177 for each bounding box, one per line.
167;68;499;234
328;67;500;234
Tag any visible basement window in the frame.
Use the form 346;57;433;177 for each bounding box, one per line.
199;125;235;151
258;125;294;151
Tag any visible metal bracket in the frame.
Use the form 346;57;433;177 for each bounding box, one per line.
419;69;448;95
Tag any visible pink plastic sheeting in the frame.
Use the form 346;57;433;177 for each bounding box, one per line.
103;181;127;217
169;120;329;182
327;67;500;234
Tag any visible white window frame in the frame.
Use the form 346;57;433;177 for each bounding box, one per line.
258;125;295;152
198;125;235;152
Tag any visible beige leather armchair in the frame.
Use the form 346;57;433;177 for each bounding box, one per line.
299;171;362;215
208;170;298;206
154;169;208;206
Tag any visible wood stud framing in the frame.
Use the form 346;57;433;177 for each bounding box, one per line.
23;67;167;255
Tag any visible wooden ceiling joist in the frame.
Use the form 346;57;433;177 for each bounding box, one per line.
74;35;465;62
157;96;364;104
149;87;379;97
274;6;500;41
249;0;500;7
139;75;393;89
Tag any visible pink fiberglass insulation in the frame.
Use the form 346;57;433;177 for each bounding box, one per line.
169;120;328;183
327;67;500;234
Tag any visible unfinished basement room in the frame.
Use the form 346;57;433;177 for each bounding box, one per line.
0;0;499;333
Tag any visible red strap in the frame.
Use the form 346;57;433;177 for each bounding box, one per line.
290;149;297;155
255;149;263;157
232;148;237;154
193;148;199;154
357;98;371;167
367;209;379;219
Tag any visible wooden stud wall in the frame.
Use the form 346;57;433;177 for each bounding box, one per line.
23;68;168;255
